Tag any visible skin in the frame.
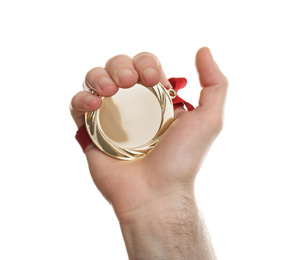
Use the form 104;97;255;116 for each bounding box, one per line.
70;47;228;259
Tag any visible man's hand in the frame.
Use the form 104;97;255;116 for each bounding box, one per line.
70;47;228;259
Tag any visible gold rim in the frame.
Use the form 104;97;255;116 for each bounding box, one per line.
85;82;174;160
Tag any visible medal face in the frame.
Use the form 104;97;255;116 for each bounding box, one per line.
85;83;174;160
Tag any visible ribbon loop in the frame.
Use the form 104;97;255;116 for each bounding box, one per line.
168;78;194;111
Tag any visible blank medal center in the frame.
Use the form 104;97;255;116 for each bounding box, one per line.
99;84;161;149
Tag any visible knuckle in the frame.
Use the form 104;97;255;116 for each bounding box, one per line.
221;74;229;88
86;67;102;78
133;52;159;64
214;116;224;134
105;54;131;67
85;67;104;87
70;92;81;109
224;77;229;87
207;113;224;136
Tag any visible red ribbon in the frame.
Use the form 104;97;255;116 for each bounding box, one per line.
168;78;194;111
76;77;194;152
75;123;93;152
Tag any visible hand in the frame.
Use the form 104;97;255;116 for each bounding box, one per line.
70;47;228;259
70;47;227;222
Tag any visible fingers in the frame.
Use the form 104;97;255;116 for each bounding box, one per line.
85;53;170;98
85;67;119;97
84;55;139;98
70;91;102;128
73;52;170;128
133;52;170;88
105;55;139;88
195;47;228;134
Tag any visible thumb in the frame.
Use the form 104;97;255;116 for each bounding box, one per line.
195;47;228;133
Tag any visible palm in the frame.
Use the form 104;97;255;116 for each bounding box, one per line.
86;107;214;219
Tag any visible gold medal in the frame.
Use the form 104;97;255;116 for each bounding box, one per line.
85;83;175;160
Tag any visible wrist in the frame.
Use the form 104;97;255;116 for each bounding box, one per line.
117;183;195;224
119;189;216;260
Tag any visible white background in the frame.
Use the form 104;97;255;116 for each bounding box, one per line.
1;0;303;259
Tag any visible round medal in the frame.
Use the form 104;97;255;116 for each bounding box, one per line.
85;82;174;160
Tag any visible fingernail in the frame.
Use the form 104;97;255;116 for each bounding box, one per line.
207;48;213;59
143;67;158;82
206;48;219;70
118;68;134;84
98;77;116;92
84;94;95;106
99;77;112;87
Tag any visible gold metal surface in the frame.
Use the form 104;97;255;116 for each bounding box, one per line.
168;88;177;99
85;83;174;160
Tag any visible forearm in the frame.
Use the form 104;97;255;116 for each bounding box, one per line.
119;191;216;260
